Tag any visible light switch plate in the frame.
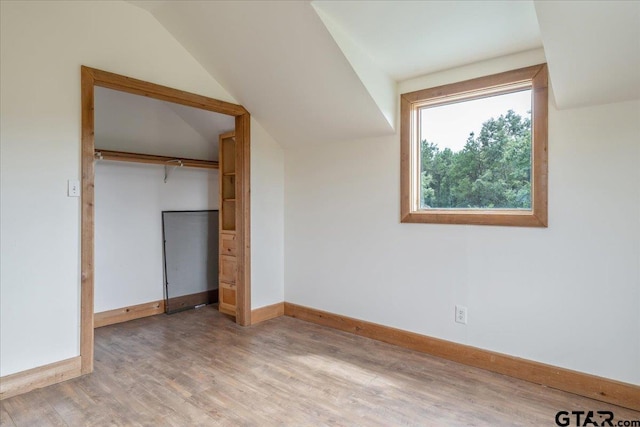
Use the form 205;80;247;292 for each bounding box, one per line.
68;179;80;197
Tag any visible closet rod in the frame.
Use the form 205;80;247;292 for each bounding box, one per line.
94;148;219;170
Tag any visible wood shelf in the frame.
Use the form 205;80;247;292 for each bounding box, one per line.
94;148;219;169
219;132;238;315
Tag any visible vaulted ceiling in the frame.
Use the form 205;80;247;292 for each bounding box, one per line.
535;1;640;109
95;86;234;161
313;1;543;81
129;0;640;148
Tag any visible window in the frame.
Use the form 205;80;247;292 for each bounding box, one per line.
400;64;548;227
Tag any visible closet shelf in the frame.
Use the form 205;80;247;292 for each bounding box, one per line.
94;148;219;170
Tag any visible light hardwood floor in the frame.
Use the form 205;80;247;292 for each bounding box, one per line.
2;307;638;426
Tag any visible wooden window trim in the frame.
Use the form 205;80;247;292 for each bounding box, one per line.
400;64;548;227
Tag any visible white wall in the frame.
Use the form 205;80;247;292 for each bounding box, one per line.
284;55;640;385
251;121;286;308
95;162;217;312
0;0;285;377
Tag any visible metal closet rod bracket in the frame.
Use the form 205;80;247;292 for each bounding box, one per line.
164;159;184;183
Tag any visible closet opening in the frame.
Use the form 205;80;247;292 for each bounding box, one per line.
80;66;251;375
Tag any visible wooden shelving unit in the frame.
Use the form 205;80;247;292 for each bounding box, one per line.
218;132;238;317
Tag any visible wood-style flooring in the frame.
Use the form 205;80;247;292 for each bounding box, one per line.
2;306;638;426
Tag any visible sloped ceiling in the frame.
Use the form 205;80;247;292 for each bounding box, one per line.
95;86;234;161
131;0;393;147
312;1;542;81
129;0;639;147
534;0;640;109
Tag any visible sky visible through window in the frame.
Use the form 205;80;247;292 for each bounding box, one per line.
420;89;531;151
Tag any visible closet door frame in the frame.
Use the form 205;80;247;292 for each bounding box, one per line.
80;66;251;375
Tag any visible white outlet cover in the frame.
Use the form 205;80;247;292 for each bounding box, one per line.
455;305;468;324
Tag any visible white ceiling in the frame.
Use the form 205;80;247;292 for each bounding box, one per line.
128;0;640;147
535;0;640;109
95;86;235;161
134;0;393;148
313;1;542;81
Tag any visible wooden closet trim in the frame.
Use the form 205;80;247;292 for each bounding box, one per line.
81;66;251;375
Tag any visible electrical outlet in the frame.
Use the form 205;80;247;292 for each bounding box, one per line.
455;305;468;324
